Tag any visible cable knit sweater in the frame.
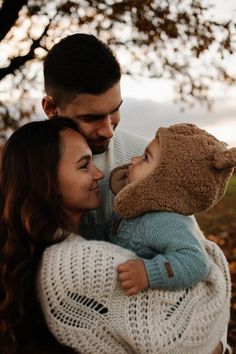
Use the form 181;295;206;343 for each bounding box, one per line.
37;234;231;354
108;212;211;290
80;129;147;240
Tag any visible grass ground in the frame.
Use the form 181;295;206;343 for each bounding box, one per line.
195;175;236;352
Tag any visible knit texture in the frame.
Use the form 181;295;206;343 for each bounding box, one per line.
37;234;231;354
80;129;147;240
108;212;211;290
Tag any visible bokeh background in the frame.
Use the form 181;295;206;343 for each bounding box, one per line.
0;0;235;351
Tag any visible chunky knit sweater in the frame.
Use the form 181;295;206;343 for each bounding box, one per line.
80;129;147;240
108;212;211;290
37;234;231;354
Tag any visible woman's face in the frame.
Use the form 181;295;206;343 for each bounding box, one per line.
58;129;104;222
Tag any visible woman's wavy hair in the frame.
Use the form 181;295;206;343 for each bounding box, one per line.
0;117;78;354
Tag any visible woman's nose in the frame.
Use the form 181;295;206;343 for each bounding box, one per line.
93;164;104;180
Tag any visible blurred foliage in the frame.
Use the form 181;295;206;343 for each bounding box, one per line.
227;175;236;195
0;1;235;347
196;176;236;352
0;0;236;143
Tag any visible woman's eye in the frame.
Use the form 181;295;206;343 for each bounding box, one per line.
80;163;89;170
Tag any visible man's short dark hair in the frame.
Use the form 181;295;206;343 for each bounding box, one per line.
43;33;121;107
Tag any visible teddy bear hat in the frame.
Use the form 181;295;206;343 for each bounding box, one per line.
112;123;236;218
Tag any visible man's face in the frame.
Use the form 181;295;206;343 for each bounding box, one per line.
43;82;122;154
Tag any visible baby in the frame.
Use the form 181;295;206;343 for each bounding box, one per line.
108;123;236;295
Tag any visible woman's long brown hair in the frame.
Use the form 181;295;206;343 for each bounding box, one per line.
0;117;78;354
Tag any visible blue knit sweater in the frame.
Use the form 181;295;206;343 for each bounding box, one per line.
108;212;211;290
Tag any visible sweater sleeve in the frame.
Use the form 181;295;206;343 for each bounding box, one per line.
141;213;211;290
37;236;136;354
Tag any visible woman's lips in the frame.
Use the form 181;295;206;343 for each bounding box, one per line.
90;185;100;192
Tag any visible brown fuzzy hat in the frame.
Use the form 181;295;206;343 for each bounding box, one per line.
110;123;236;218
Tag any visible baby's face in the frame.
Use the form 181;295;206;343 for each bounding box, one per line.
127;138;161;184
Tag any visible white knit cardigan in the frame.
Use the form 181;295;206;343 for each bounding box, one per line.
37;234;231;354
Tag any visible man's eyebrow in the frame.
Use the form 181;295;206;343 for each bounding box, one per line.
78;100;123;119
76;155;91;163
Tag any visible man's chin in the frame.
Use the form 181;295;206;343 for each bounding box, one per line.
90;141;110;154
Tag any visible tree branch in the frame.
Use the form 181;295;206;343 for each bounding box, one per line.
0;20;51;81
0;0;29;41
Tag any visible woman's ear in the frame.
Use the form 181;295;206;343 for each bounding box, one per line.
42;96;59;118
109;164;130;195
213;147;236;169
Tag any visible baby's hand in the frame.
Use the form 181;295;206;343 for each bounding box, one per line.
109;164;129;194
117;259;148;296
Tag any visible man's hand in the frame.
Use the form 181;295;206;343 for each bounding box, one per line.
117;259;148;296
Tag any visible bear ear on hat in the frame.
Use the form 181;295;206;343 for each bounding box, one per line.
109;164;130;195
213;147;236;169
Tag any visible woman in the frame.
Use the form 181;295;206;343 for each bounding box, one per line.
0;117;230;353
0;117;102;354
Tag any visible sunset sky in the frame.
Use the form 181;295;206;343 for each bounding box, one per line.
119;0;236;146
0;0;235;146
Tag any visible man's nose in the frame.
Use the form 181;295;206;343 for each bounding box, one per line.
98;115;114;139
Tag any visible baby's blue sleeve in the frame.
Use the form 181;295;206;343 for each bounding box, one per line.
141;213;211;290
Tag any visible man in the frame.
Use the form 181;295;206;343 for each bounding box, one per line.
42;34;228;353
42;33;147;239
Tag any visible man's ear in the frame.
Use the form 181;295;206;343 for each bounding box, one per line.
42;96;59;118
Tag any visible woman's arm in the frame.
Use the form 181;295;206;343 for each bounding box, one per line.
37;235;230;354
